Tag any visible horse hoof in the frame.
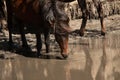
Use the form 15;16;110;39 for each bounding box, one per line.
8;41;14;46
22;46;31;52
101;31;105;36
79;32;84;36
46;50;50;53
37;53;42;58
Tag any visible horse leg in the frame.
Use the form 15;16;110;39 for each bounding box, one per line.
44;30;50;53
77;0;88;36
36;33;42;57
98;3;105;36
93;1;105;36
7;11;13;45
20;28;29;48
16;19;30;50
6;0;14;50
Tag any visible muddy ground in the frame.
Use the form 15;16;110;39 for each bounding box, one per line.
0;15;120;80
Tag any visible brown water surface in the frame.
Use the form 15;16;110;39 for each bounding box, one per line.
0;32;120;80
0;15;120;80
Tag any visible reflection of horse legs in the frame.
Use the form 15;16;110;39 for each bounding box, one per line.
78;0;88;36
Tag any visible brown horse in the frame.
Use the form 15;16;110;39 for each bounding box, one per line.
77;0;105;36
59;0;105;36
0;0;5;19
6;0;73;58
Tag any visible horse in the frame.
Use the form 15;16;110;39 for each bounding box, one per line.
6;0;73;58
0;0;5;19
77;0;105;36
59;0;105;36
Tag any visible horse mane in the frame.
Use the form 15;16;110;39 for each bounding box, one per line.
52;1;69;22
39;0;54;22
40;0;69;23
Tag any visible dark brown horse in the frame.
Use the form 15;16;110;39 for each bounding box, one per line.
6;0;73;58
77;0;105;36
0;0;5;19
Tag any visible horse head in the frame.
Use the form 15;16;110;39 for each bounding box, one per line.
43;0;73;58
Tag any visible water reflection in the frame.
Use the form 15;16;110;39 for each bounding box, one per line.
0;34;120;80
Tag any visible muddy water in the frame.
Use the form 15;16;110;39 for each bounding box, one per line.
0;32;120;80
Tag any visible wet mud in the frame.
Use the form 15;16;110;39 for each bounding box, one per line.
0;15;120;80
